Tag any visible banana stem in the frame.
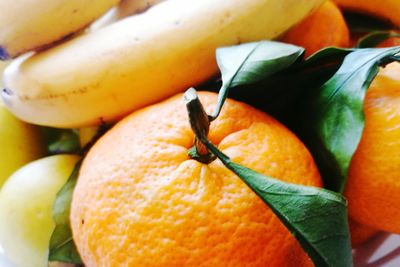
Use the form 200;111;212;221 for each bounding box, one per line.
184;88;215;163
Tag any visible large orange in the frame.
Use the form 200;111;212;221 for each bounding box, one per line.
71;91;322;266
349;219;379;247
346;62;400;233
282;1;350;57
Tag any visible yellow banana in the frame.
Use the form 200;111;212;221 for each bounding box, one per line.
91;0;166;30
0;0;119;60
2;0;324;128
0;61;8;88
333;0;400;27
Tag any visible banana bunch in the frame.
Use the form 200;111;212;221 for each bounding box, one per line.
1;0;324;128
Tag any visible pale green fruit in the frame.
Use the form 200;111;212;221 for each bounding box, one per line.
0;101;45;187
1;60;44;187
0;155;80;267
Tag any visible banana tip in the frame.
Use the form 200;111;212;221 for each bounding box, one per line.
0;46;10;61
1;88;13;107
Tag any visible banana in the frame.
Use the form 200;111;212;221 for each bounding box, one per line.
0;0;119;60
333;0;400;27
2;0;324;128
91;0;166;30
0;61;8;88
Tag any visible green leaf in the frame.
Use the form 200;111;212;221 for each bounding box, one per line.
304;47;400;193
304;47;353;64
202;138;352;267
48;161;83;265
224;47;352;126
357;31;400;48
210;41;304;120
41;127;80;155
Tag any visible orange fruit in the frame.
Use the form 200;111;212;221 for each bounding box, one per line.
349;219;379;247
71;91;322;266
333;0;400;27
345;62;400;233
282;1;350;57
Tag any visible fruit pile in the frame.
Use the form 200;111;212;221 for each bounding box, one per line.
0;0;399;266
